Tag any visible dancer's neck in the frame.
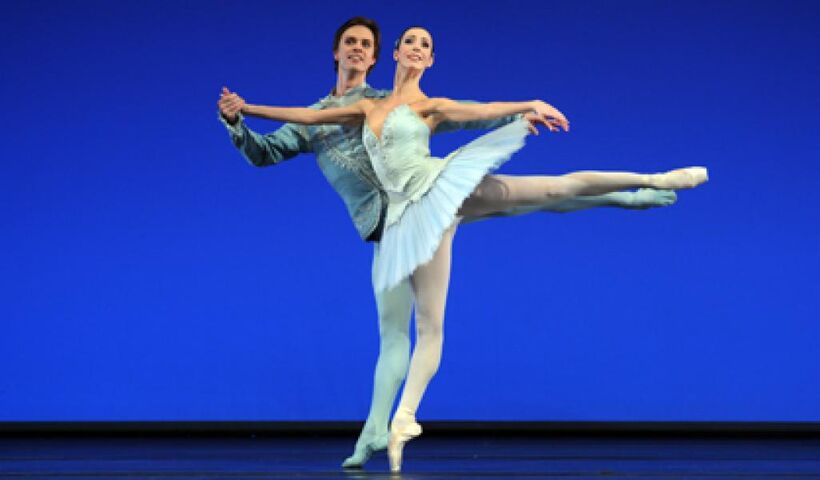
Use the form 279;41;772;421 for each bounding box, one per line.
333;68;368;97
390;66;425;102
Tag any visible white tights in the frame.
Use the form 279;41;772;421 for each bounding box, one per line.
392;222;457;422
344;167;705;466
461;171;655;217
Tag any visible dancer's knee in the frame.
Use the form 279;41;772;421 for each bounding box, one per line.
376;289;412;335
380;331;410;353
378;345;410;378
541;177;583;200
415;315;444;343
378;307;411;334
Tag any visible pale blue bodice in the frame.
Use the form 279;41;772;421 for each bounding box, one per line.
363;104;447;226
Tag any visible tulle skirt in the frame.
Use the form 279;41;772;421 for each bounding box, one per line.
372;119;530;292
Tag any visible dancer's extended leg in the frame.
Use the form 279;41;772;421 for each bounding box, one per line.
341;251;414;469
459;168;707;217
460;188;677;224
387;222;457;473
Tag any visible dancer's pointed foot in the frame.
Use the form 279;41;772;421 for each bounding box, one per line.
650;167;709;190
341;432;389;469
387;415;422;473
624;188;677;209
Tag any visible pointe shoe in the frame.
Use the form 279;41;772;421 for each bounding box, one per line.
652;167;709;190
341;432;389;469
387;418;422;473
627;188;677;209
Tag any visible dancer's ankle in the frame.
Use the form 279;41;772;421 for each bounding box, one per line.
649;167;709;190
356;423;388;445
392;406;416;425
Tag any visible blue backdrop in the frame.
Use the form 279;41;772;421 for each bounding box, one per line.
2;0;819;422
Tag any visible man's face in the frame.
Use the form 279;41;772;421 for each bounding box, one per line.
334;25;376;75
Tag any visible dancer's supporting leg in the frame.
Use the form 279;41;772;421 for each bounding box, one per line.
342;255;414;468
387;222;458;473
459;168;707;217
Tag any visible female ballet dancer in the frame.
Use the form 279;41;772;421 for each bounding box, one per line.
239;26;708;472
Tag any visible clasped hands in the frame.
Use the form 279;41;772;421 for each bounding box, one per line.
218;86;245;124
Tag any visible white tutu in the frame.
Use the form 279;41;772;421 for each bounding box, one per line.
373;118;530;292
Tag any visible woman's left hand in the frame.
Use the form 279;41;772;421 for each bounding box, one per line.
530;101;570;132
523;112;565;135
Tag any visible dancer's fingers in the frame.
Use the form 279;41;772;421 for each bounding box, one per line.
227;93;245;109
555;117;569;132
550;107;569;124
526;112;550;127
225;97;242;108
541;115;559;132
221;92;240;102
548;117;568;132
220;99;242;117
559;116;570;131
545;105;570;131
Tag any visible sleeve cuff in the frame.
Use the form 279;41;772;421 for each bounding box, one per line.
218;111;245;137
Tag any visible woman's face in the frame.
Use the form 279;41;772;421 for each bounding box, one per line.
393;27;434;70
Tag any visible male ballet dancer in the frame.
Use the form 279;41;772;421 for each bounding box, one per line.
217;16;676;469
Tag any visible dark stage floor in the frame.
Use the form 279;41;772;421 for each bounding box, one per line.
2;434;820;479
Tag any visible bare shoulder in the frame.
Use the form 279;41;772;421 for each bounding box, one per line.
418;97;456;114
432;97;458;111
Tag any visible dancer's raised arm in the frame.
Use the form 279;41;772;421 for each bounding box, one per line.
242;99;370;125
425;98;569;132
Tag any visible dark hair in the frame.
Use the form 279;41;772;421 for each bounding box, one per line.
394;26;434;54
333;16;381;74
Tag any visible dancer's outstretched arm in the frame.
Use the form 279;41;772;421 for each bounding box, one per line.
423;98;569;132
435;102;520;133
218;87;312;166
435;101;549;134
242;99;371;125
